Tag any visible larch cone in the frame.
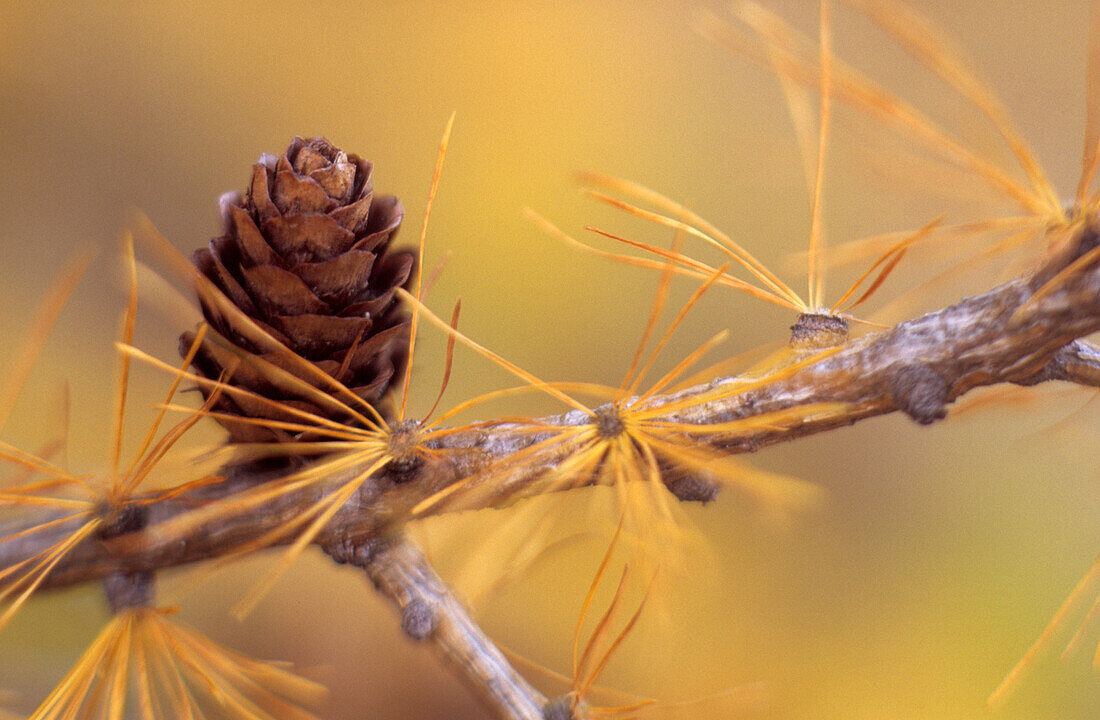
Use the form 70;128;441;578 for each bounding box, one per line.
185;137;413;443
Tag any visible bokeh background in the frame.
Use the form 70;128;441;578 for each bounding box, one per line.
0;0;1098;718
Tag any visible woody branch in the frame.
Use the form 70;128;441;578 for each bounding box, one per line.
1;223;1097;591
0;223;1095;720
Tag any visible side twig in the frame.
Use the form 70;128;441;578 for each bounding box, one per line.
322;533;547;720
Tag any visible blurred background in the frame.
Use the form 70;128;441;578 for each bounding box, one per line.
0;0;1097;717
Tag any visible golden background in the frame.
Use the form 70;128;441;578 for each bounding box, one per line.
0;0;1097;718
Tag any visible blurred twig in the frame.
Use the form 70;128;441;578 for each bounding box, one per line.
323;533;547;720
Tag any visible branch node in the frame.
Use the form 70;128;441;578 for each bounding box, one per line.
668;475;720;503
889;362;950;425
400;598;437;640
789;312;849;350
321;534;382;567
103;570;155;613
542;695;573;720
1030;221;1100;290
98;501;147;540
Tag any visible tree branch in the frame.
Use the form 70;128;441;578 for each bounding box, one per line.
0;224;1095;720
2;225;1098;593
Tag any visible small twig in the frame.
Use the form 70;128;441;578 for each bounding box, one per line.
1012;339;1100;388
322;532;547;720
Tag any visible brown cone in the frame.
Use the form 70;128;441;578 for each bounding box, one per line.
186;137;413;442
